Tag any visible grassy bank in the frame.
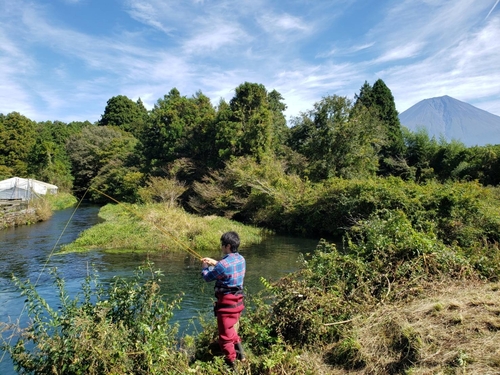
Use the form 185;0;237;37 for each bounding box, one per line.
44;192;78;211
60;202;270;254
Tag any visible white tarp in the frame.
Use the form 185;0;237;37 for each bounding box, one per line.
0;177;58;200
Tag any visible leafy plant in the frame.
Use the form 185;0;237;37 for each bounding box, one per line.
1;262;186;375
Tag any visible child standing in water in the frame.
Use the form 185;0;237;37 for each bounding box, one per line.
201;231;246;369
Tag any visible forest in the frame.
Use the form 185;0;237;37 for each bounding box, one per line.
2;80;500;374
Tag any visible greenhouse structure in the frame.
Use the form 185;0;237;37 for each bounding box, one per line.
0;177;58;201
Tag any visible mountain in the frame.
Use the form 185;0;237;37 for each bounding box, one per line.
398;95;500;146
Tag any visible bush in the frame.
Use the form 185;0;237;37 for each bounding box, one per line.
1;262;187;375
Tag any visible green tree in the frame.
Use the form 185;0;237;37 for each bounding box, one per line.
267;89;289;154
175;91;217;172
222;82;274;162
0;112;37;177
140;89;217;177
213;98;240;164
288;95;383;180
354;80;406;176
98;95;148;138
464;145;500;186
431;139;469;182
403;126;439;182
24;120;85;191
67;125;142;201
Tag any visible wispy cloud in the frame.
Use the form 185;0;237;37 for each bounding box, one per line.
183;21;248;55
1;0;500;123
258;12;309;34
375;42;424;63
380;16;500;113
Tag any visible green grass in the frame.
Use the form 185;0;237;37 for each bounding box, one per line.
45;192;78;210
61;203;270;254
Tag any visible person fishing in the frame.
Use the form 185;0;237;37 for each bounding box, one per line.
201;231;246;369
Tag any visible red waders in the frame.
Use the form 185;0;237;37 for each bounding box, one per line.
214;293;245;363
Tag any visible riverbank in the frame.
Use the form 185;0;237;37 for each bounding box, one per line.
3;179;500;374
0;193;76;229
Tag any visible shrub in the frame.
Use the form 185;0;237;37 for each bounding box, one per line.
0;262;187;375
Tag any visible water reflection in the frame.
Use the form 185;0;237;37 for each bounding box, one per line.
0;206;319;374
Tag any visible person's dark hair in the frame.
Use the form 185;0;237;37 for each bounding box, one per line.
221;231;240;253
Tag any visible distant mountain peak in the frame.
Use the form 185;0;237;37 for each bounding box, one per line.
399;96;500;146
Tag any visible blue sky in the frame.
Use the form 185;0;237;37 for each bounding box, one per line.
1;0;499;123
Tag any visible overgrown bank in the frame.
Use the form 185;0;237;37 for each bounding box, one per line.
0;192;76;229
60;202;269;254
2;176;499;374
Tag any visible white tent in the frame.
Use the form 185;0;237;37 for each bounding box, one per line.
0;177;58;200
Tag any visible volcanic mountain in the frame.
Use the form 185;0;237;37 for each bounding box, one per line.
398;96;500;146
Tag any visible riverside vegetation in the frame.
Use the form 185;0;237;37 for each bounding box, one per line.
1;79;500;373
2;174;500;374
0;192;76;228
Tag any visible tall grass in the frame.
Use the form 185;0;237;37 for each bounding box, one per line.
61;203;270;254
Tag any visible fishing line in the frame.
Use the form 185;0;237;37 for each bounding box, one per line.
0;188;90;364
1;186;205;364
89;187;204;260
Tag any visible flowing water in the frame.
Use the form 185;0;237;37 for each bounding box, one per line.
0;205;319;374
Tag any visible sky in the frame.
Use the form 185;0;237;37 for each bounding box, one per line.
1;0;500;124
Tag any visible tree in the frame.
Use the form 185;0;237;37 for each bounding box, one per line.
98;95;148;138
140;88;217;176
0;112;37;177
403;127;439;182
227;82;274;161
213;98;239;164
288;95;384;180
372;79;405;158
67;125;142;201
267;89;289;154
22;120;88;190
354;80;406;176
431;139;469;182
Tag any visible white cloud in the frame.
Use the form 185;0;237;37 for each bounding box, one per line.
183;22;248;54
258;12;309;33
375;42;424;63
1;0;500;122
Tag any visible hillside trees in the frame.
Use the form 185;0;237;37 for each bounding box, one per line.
265;89;289;154
215;82;279;163
139;89;217;176
402;127;439;182
27;121;76;191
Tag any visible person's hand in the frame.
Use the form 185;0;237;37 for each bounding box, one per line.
201;257;217;267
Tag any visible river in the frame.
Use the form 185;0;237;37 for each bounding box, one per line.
0;205;319;374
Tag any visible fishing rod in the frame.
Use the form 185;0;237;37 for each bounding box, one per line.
89;187;204;261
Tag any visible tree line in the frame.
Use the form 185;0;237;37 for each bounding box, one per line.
2;79;500;208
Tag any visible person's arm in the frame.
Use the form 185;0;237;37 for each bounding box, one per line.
201;259;226;282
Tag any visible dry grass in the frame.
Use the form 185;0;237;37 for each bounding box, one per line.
324;280;500;375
